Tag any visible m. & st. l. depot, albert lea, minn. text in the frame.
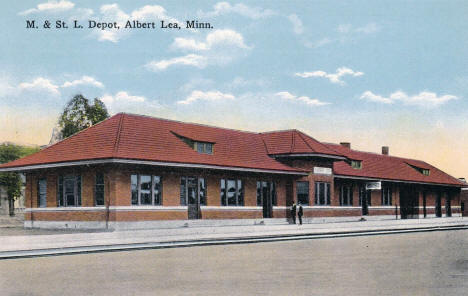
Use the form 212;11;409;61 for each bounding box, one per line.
25;19;213;30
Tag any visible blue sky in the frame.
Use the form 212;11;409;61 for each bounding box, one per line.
1;0;467;178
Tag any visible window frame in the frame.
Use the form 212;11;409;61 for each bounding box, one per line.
195;142;214;154
131;174;163;206
180;176;206;206
220;179;244;206
314;182;331;205
37;178;47;208
340;184;353;206
296;181;310;206
351;160;362;169
57;175;82;207
381;186;392;206
95;173;105;206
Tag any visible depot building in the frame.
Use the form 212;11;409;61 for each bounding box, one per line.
0;113;465;229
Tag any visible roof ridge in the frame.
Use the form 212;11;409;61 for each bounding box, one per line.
260;129;298;135
295;130;315;153
18;114;118;158
325;142;429;163
289;130;295;153
296;130;341;156
112;113;125;156
119;112;260;135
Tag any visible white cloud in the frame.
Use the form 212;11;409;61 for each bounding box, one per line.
146;54;207;71
172;29;250;51
359;91;393;104
338;23;380;35
101;91;146;104
198;2;275;19
295;67;364;85
18;77;60;95
178;90;235;105
148;29;250;71
93;4;180;43
288;14;304;35
101;91;162;115
360;90;458;107
61;76;104;89
19;0;75;15
275;91;329;106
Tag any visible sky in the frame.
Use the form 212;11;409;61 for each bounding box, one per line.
0;0;467;179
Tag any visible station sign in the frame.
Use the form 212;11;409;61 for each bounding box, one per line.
313;167;332;175
366;181;381;190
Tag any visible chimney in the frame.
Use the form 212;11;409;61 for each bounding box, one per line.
382;146;389;155
340;142;351;149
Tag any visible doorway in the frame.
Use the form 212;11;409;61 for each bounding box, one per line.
445;195;452;217
359;186;370;216
435;192;442;217
181;176;205;220
257;181;275;218
400;186;419;219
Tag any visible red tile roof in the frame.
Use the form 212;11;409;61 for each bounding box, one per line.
0;113;464;186
0;113;305;174
325;143;465;186
261;130;343;157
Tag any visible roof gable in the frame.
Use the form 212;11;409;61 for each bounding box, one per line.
261;130;343;157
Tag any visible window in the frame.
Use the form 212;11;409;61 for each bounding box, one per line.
131;174;162;205
256;181;277;206
314;182;330;205
381;186;392;205
195;142;213;154
180;177;206;205
95;173;105;206
296;181;309;205
221;179;244;206
351;160;362;169
37;178;47;208
57;175;81;207
340;185;353;206
422;169;430;176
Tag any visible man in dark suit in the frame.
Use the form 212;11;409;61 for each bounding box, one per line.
291;203;297;224
298;203;303;225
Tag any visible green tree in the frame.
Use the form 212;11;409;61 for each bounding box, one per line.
58;94;110;139
0;144;39;216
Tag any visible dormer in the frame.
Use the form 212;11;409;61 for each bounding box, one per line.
172;132;214;155
405;161;430;176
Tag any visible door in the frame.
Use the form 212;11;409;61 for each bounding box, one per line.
186;177;200;219
446;195;452;217
435;193;442;217
261;181;272;218
400;186;419;219
422;192;427;218
360;187;369;216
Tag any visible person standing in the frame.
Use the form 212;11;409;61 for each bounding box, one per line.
298;203;303;225
291;202;297;224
